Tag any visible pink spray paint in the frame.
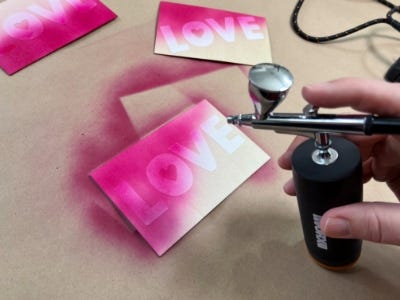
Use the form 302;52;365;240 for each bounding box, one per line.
0;0;117;74
90;100;268;255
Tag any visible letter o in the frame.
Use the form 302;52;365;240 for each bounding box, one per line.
146;153;193;197
182;21;214;47
3;12;44;40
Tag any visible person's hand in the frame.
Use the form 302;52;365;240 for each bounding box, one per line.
278;78;400;245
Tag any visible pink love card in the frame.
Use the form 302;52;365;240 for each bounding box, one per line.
90;100;269;256
154;1;272;65
0;0;117;75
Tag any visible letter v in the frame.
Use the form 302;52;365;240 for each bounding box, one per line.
169;129;217;172
28;0;67;25
205;17;235;42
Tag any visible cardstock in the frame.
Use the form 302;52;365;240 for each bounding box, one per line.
154;1;272;65
0;0;117;74
90;100;269;255
120;66;251;138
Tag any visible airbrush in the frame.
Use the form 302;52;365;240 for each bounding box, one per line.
227;63;400;270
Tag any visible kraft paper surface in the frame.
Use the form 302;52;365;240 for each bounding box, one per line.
2;1;400;299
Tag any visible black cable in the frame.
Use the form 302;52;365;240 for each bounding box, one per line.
291;0;400;43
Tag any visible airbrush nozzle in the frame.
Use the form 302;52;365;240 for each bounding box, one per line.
227;113;255;126
226;115;237;125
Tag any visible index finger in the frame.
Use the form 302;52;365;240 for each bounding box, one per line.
302;78;400;117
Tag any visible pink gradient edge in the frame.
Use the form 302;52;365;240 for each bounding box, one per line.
0;0;117;75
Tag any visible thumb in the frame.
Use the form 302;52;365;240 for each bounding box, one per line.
320;202;400;245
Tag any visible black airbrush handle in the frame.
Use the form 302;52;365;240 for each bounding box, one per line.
292;137;362;269
368;116;400;134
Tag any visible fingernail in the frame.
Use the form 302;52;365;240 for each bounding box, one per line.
323;217;351;237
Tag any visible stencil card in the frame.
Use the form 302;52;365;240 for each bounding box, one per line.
154;1;272;65
90;100;269;255
0;0;117;74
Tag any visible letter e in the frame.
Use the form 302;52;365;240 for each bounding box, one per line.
201;115;245;154
237;16;264;40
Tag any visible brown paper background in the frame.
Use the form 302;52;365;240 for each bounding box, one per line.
1;1;400;299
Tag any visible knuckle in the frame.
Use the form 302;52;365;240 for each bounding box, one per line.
366;205;384;243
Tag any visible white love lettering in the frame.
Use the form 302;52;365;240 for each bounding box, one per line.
161;16;265;53
2;0;98;40
116;114;245;226
28;0;68;25
4;12;43;40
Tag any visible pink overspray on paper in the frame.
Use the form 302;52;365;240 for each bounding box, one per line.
90;100;269;255
0;0;117;74
155;1;272;65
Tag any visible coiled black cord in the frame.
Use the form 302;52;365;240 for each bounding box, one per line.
291;0;400;43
